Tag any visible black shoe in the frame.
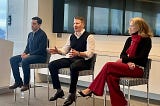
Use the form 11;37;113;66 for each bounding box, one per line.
49;90;64;101
63;93;76;106
9;83;23;89
78;90;92;97
21;84;30;91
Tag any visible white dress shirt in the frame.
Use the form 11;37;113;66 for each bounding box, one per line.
59;29;95;59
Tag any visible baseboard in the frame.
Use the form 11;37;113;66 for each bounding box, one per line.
126;89;160;101
59;76;160;101
37;73;160;101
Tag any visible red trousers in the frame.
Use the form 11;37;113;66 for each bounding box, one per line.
89;62;143;106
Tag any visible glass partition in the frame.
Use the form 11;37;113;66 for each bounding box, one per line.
54;0;160;36
0;0;7;39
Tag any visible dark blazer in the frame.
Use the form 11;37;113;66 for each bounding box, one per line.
120;36;152;67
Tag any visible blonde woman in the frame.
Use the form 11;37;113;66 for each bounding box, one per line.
79;17;153;106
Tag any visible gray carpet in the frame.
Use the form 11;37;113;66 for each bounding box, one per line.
0;85;159;106
0;87;108;106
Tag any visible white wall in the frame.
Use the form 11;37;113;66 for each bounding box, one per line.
8;0;38;55
8;0;38;84
38;0;56;47
53;34;160;100
37;0;160;100
8;0;26;55
8;0;160;100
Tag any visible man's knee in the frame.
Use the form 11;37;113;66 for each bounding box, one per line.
70;64;80;72
70;63;75;70
21;59;30;67
48;62;53;70
10;57;15;63
48;61;58;71
10;56;20;64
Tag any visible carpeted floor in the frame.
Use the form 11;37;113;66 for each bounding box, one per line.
0;84;159;106
0;85;108;106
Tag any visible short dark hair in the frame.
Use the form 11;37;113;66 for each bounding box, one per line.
32;16;42;24
74;16;85;24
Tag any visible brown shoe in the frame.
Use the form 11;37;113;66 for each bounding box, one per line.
9;83;23;89
49;90;64;101
21;85;30;91
63;93;76;106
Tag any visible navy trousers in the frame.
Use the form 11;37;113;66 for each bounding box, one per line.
48;57;91;93
10;55;46;85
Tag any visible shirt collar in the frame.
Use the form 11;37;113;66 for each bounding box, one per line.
74;29;85;38
32;28;40;34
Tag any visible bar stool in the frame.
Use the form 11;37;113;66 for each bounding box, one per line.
104;58;152;106
48;53;97;106
14;52;51;105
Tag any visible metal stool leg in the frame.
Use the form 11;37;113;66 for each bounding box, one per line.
123;85;125;93
74;100;76;106
34;69;36;98
47;69;50;100
27;69;33;106
28;85;30;106
92;74;95;106
14;89;17;101
104;92;106;106
128;86;130;106
123;84;126;97
147;83;149;106
92;95;95;106
103;85;107;106
74;93;77;106
55;100;58;106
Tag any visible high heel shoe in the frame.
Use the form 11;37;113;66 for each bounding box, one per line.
78;90;92;97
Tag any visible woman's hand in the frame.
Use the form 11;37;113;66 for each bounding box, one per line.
127;62;135;70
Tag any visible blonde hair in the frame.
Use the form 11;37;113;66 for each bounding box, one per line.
130;17;153;38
